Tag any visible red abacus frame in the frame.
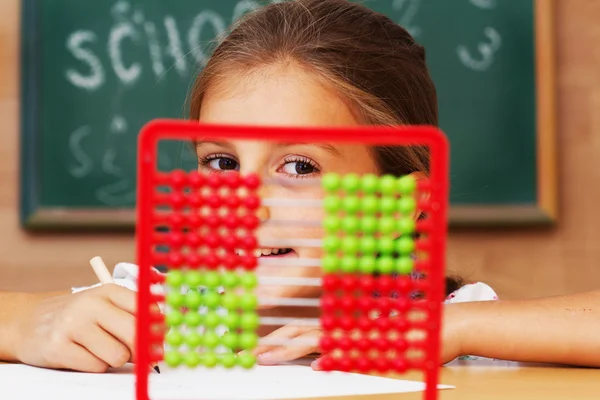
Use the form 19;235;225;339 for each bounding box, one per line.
134;119;449;400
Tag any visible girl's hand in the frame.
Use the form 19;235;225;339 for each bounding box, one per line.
14;284;138;373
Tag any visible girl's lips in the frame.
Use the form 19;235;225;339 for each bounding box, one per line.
258;249;297;258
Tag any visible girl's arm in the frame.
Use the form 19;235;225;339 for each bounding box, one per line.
448;289;600;366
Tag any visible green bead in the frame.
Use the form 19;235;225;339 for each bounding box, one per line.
164;351;182;367
221;292;240;310
360;216;378;234
184;331;203;349
240;293;258;311
379;175;397;195
342;196;360;214
341;174;361;193
323;236;341;253
183;351;201;368
220;353;237;368
165;329;184;347
377;257;394;274
340;256;358;273
221;333;239;351
204;291;221;309
324;196;342;213
166;270;184;288
323;215;341;233
204;272;221;288
222;313;241;329
378;237;395;254
322;173;341;192
185;271;204;288
221;271;240;289
379;197;396;215
183;311;203;327
239;332;259;350
341;236;360;254
240;273;258;290
238;352;256;369
203;331;220;349
341;216;360;234
240;312;260;331
397;175;417;195
166;291;185;308
397;196;417;214
361;174;379;194
395;257;414;275
378;217;396;234
361;196;379;215
322;254;340;273
359;236;377;255
359;256;376;274
397;218;416;234
165;310;184;327
204;312;220;328
185;290;203;310
396;236;415;255
202;352;218;368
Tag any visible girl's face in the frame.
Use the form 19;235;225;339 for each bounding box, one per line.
197;64;379;300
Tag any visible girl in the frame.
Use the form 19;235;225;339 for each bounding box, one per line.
1;0;599;373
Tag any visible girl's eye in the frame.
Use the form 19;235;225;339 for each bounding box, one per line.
205;156;239;171
281;158;320;176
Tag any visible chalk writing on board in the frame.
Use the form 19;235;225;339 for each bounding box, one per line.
65;32;105;91
456;26;502;72
68;125;93;178
470;0;496;9
392;0;422;37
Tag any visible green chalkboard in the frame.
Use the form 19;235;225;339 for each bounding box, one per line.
20;0;557;230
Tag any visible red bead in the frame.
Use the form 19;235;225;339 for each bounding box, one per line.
319;356;335;371
223;172;242;189
244;174;260;190
225;195;241;209
374;337;389;351
223;214;239;230
204;233;221;249
205;214;221;229
167;213;184;229
377;275;394;295
322;275;340;291
186;253;201;268
340;275;358;291
240;235;257;250
359;276;375;293
241;214;260;230
394;338;407;352
169;170;187;188
375;317;392;332
188;193;202;208
356;357;371;373
394;318;408;332
222;254;239;270
355;337;370;352
187;171;204;188
167;232;184;248
207;174;223;189
377;297;392;315
321;315;336;331
357;316;373;332
168;193;185;209
222;235;238;251
392;359;408;373
338;357;353;372
206;194;222;209
340;315;354;331
320;294;338;312
320;335;335;352
187;214;202;228
340;296;356;313
396;276;412;293
374;357;389;373
339;337;353;351
241;255;257;270
357;296;373;313
243;195;260;210
168;252;184;268
203;253;220;269
186;232;202;248
396;297;410;312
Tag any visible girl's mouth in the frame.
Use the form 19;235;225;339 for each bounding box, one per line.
254;248;295;257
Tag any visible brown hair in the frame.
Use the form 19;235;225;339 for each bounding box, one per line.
188;0;461;295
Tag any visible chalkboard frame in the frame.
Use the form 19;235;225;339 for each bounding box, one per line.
19;0;557;231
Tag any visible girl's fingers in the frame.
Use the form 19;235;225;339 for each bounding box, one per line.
95;304;137;362
252;323;307;356
256;329;322;365
56;342;111;373
71;323;131;369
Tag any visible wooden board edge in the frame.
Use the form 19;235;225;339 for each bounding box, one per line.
24;208;137;231
535;0;559;222
449;204;554;227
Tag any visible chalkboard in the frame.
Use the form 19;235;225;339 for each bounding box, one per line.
20;0;557;230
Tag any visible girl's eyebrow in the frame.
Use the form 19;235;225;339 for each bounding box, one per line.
195;140;233;149
275;142;341;157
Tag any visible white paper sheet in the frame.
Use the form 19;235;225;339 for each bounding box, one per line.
0;362;452;400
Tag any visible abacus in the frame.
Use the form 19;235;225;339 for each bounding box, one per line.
134;120;449;400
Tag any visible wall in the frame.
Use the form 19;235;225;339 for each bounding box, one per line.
1;0;599;297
